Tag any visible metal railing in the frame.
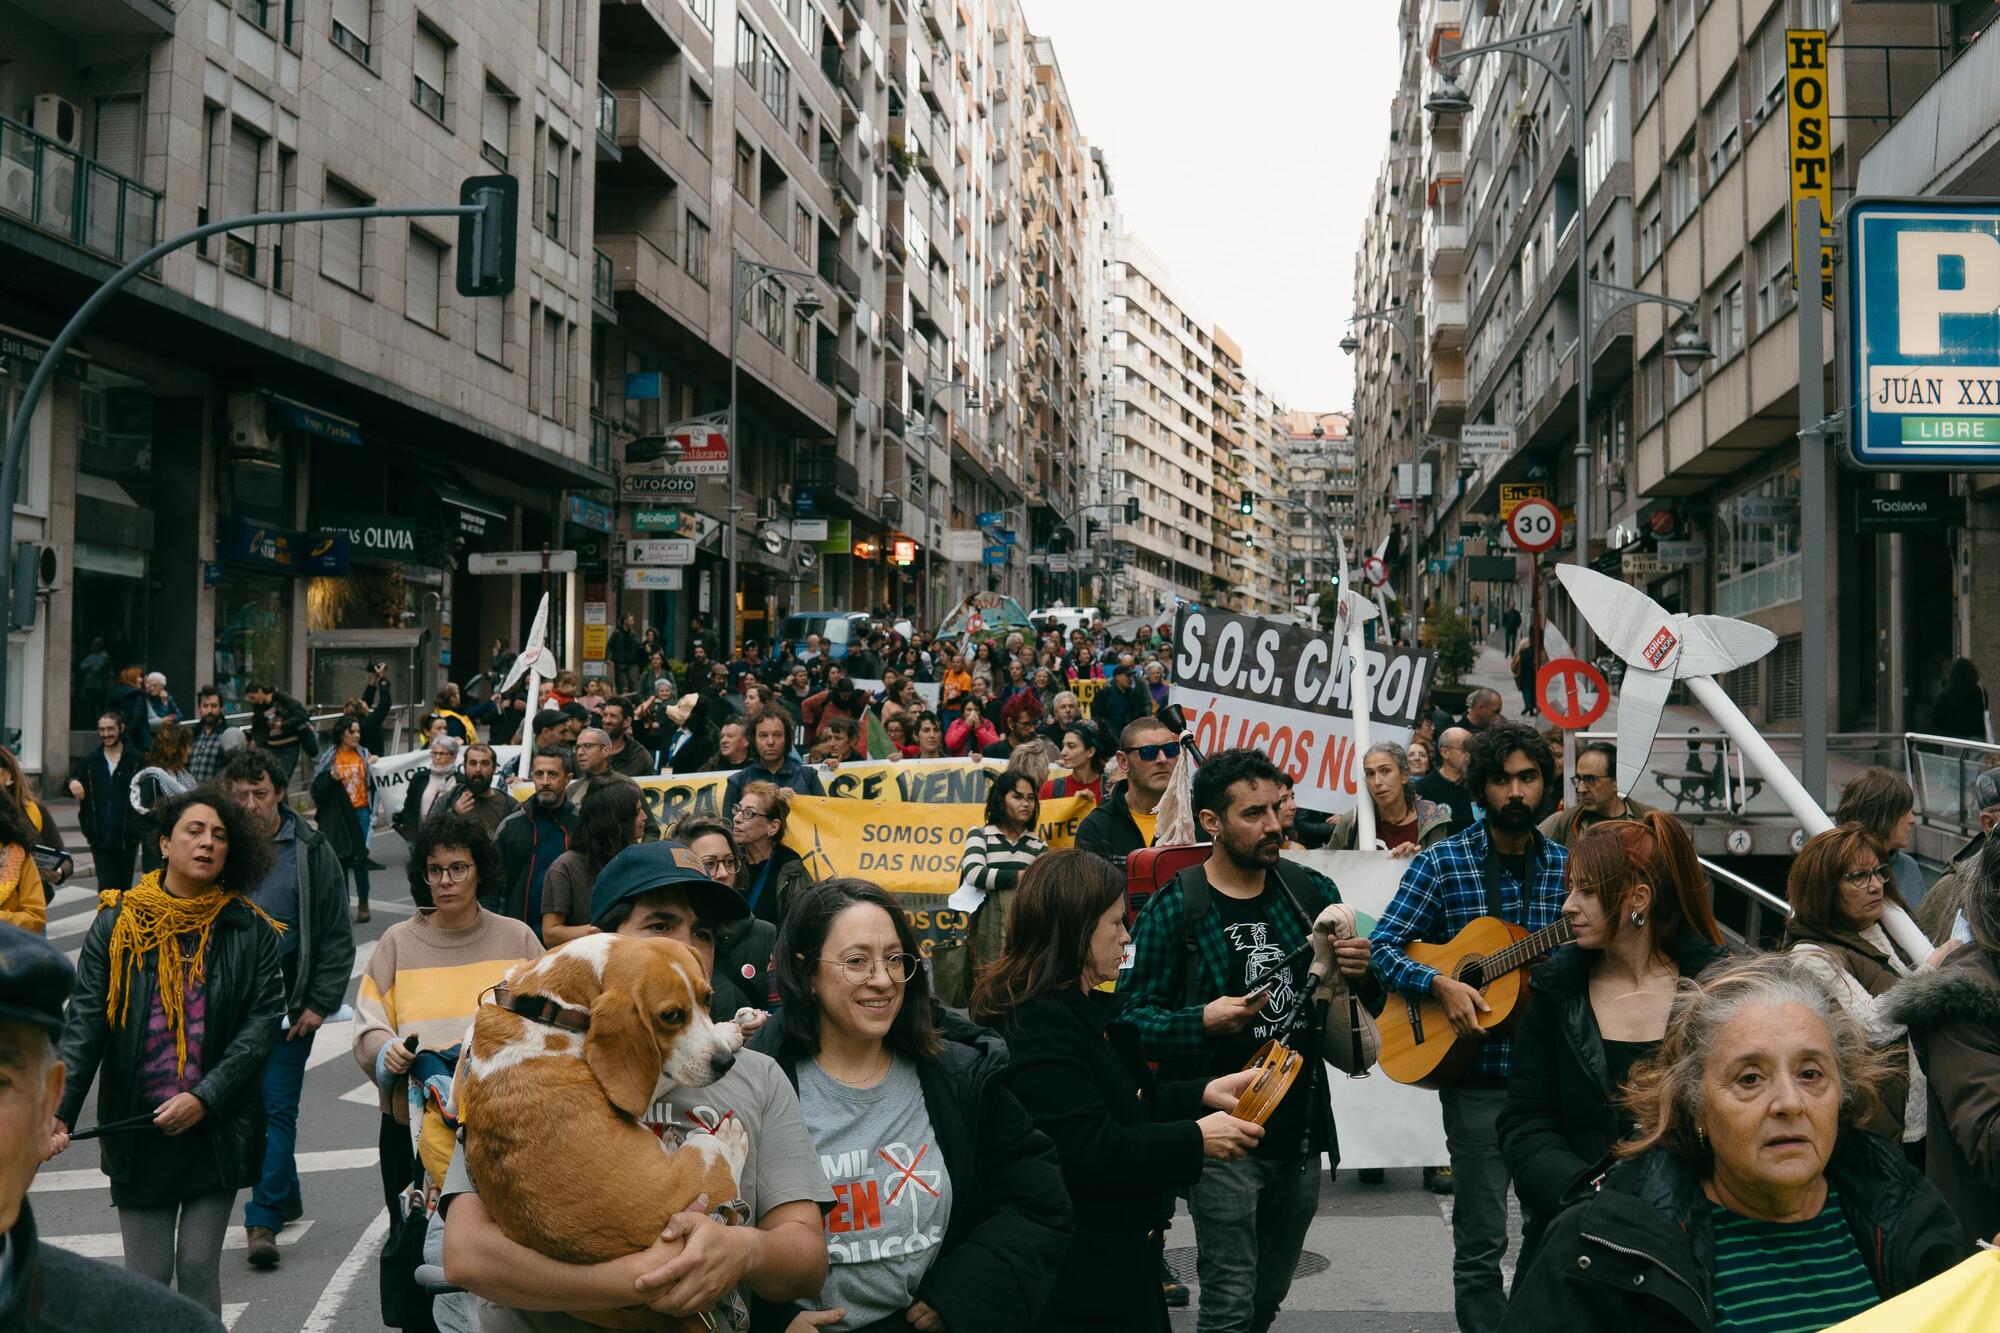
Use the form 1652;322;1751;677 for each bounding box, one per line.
1903;732;2000;840
0;115;163;266
595;82;618;143
593;247;615;307
1701;857;1791;949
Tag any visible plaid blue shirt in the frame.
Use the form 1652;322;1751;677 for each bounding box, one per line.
1369;820;1568;1083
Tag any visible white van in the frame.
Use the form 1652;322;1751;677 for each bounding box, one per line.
1030;605;1099;637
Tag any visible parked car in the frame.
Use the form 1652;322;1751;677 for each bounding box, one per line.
779;611;873;660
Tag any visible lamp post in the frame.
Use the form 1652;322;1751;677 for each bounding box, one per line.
1340;303;1417;638
727;254;824;658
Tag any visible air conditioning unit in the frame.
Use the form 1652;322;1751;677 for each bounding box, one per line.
224;391;281;462
0;159;34;218
32;95;82;150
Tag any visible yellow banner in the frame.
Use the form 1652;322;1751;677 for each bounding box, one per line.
507;757;1018;823
781;794;1094;898
1786;29;1834;307
1071;677;1101;711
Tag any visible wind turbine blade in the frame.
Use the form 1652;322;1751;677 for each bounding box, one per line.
1676;615;1780;677
1613;666;1674;799
1555;565;1682;672
1541;620;1573;662
499;594;551;694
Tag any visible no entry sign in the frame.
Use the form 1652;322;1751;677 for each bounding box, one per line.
1361;555;1389;588
1507;497;1562;553
1537;657;1610;730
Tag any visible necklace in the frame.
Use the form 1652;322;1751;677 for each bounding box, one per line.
821;1048;893;1088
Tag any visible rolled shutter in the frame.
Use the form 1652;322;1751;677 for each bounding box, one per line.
407;232;441;326
226;124;261;218
331;0;368;38
415;27;446;93
482;85;509;157
322;180;363;286
93;97;141;176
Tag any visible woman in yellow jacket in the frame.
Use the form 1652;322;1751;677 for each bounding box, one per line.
0;783;46;930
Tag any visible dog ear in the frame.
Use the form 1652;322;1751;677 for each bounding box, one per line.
584;989;662;1119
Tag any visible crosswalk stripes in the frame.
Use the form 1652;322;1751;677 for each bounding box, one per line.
223;1302;247;1329
299;1213;389;1333
32;1149;379;1194
42;1220;317;1261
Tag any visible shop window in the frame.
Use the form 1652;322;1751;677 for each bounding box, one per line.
1714;467;1803;617
214;574;292;709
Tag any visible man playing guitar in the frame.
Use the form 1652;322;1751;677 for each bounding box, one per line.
1370;723;1569;1333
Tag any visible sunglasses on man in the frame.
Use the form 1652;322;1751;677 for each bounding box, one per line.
1123;742;1182;762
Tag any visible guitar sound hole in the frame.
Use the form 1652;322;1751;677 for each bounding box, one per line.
1458;958;1487;990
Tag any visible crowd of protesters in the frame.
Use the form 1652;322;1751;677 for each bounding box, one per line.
2;608;1998;1333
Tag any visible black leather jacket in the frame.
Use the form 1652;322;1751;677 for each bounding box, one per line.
57;896;284;1190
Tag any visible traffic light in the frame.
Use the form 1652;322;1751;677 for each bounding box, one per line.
457;175;519;297
1238;495;1254;516
1123;496;1140;522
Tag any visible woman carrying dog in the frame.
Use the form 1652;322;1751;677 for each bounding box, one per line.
754;877;1071;1332
971;850;1261;1332
51;788;284;1314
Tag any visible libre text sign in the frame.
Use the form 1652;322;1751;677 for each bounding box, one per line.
1845;199;2000;470
1167;608;1435;815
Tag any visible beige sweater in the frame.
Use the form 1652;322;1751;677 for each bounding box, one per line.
352;907;542;1117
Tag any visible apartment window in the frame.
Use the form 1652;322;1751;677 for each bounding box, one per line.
1754;218;1795;331
1666;144;1700;233
1799;0;1842;32
92;96;141;177
321;177;368;291
689;84;713;155
1750;16;1788;118
481;81;512;169
475;291;506;363
273;148;296;289
330;0;370;63
793;204;813;263
544;132;565;241
538;0;575;70
413;24;449;124
796;99;813;157
1711;272;1746;363
1663;0;1694;59
1635;33;1659;112
406;229;445;329
686;0;712;31
540;311;568;423
1638;190;1663;273
735;137;756;199
235;0;273;32
737;15;758;81
223;123;263;278
1703;74;1740;185
760;38;790;124
685;211;710;286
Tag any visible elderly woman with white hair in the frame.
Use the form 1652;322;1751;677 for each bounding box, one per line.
1500;954;1970;1332
141;671;181;736
390;734;463;850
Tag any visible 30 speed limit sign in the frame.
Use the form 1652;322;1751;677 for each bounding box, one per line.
1507;497;1562;553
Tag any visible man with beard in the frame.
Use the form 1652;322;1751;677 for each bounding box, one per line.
1119;748;1376;1333
185;685;245;785
449;743;513;839
494;746;578;929
724;712;825;812
1038;690;1081;749
1416;726;1478;834
1369;722;1567;1333
598;697;658;778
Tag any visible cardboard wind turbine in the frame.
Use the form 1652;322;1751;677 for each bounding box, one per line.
1555;565;1833;837
1333;532;1379;851
502;593;560;752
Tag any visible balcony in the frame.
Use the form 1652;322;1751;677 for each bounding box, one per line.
0;115;162;266
597;229;708;331
1427;145;1464;182
885;315;905;350
837;154;865;204
592;247;618;323
595;83;621;162
884;400;906;437
834;355;861;398
838;64;865;115
1427;296;1468;350
1426;215;1466;275
607;88;707;193
10;0;173;39
835;255;861;301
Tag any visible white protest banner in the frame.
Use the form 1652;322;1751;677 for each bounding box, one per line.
1167;607;1435;814
1291;850;1448;1170
369;744;523;821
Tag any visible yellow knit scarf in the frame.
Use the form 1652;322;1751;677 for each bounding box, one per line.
101;871;286;1075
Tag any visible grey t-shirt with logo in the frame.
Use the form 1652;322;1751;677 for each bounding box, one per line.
795;1055;954;1330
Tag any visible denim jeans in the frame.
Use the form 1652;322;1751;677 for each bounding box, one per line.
1440;1086;1512;1333
350;807;372;905
244;1024;316;1232
1187;1152;1320;1333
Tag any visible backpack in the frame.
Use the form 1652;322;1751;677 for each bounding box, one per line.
1170;857;1322;1010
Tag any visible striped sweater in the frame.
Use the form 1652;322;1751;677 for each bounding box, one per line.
352;908;543;1117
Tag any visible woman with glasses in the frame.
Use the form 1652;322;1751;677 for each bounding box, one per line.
538;779;648;946
971;851;1260;1333
734;779;811;929
750;878;1071;1332
1783;822;1955;1155
1498;814;1730;1269
354;811;541;1213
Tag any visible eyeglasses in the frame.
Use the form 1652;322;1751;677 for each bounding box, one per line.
1123;742;1182;762
425;861;476;884
732;806;773;822
698;856;742;877
1574;774;1614;787
818;953;918;984
1841;865;1889;886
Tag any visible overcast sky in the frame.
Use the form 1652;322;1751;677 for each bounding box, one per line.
1019;2;1400;414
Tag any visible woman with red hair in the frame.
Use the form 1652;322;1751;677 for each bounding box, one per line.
1498;811;1731;1267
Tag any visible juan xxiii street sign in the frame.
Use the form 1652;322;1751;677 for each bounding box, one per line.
1845;198;2000;471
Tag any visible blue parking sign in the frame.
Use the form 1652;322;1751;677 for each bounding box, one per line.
1846;199;2000;470
982;545;1007;565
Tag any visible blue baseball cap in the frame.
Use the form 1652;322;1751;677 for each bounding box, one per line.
589;840;751;931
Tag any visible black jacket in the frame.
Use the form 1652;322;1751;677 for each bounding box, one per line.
358;680;393;755
1887;943;2000;1248
57;895;285;1191
1;1201;222;1332
263;809;354;1022
248;689;311;750
68;747;142;849
1075;783;1152;863
997;989;1206;1332
1500;1131;1967;1333
393;768;459;842
494;798;577;922
1415;770;1476;834
752;1014;1072;1333
1090;682;1151;738
1498;934;1732;1264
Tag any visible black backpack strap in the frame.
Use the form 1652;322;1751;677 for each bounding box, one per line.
1174;862;1210;1012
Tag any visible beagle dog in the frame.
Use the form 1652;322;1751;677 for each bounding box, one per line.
456;934;751;1331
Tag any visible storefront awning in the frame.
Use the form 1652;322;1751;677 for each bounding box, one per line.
271;394;364;448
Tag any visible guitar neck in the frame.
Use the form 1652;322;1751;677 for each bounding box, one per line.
1484;917;1575;980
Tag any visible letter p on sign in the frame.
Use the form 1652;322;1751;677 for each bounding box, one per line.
1897;230;2000;356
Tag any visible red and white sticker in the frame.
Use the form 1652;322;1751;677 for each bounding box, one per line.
1642;625;1678;668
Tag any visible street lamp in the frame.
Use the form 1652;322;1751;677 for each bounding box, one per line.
728;253;824;657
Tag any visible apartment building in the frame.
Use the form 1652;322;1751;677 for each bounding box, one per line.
1;0;601;774
1283;409;1354;600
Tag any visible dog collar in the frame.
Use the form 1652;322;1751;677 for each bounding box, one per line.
496;986;592;1034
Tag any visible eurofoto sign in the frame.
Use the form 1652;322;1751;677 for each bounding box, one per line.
1844;198;2000;472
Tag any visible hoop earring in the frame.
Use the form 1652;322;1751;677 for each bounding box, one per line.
1630;910;1646;928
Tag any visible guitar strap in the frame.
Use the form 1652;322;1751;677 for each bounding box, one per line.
1478;833;1522;923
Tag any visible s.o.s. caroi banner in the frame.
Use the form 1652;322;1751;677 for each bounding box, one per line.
781;794;1094;951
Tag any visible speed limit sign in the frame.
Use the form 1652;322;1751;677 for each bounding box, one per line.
1507;497;1562;554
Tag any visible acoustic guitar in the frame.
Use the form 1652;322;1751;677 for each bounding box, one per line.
1376;915;1575;1088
